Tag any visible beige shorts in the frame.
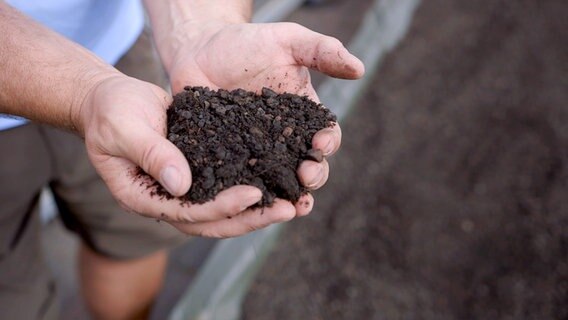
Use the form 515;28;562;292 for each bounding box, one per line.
0;31;185;319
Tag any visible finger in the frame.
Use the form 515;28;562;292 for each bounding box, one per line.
92;155;262;223
268;74;341;158
312;124;342;157
116;123;192;197
295;193;314;217
278;23;365;79
159;185;263;222
171;199;296;238
297;159;329;190
297;88;342;157
299;81;320;102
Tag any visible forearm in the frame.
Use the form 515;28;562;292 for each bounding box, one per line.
0;3;120;132
143;0;253;71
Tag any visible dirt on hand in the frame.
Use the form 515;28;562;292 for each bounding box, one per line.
147;86;336;206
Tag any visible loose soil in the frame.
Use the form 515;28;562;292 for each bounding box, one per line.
243;0;568;319
152;86;335;206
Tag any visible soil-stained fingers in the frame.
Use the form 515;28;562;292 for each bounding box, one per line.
297;159;330;190
295;193;315;217
170;199;296;238
278;23;365;80
138;185;262;223
159;185;263;223
92;155;262;224
312;125;342;157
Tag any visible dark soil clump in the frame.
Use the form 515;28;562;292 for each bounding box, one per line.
154;86;336;206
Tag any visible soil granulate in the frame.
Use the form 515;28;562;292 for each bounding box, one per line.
147;86;336;207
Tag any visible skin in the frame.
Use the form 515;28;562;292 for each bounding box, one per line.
144;1;364;230
0;0;364;238
0;1;364;318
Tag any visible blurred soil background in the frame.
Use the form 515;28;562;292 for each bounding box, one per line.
243;0;568;319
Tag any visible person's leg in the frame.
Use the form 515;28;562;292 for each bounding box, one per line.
0;124;59;320
45;122;185;319
45;29;184;319
79;244;167;320
44;123;184;319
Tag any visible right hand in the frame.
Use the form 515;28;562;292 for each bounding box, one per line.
77;75;296;237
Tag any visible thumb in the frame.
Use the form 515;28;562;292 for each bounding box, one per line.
279;23;365;79
120;124;192;197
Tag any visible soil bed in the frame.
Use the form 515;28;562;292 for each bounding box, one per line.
243;0;568;319
152;86;336;206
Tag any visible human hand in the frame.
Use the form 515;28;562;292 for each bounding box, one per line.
78;75;298;237
162;21;365;216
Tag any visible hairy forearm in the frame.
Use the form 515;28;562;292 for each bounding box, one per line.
143;0;253;71
0;3;120;132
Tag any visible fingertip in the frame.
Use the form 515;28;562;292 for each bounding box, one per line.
241;186;264;209
160;166;182;196
312;127;341;156
166;138;193;196
159;162;192;196
349;54;366;79
219;185;263;213
271;199;296;222
334;46;365;79
316;39;365;79
295;193;314;217
234;185;263;199
298;160;324;189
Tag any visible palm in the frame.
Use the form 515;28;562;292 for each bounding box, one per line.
169;23;329;100
164;22;363;217
78;23;363;237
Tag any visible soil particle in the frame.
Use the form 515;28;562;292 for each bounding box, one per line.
148;86;336;206
305;149;324;163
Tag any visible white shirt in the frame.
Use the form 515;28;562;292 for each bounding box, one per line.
0;0;145;130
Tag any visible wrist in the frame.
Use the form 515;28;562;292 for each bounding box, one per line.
72;69;124;136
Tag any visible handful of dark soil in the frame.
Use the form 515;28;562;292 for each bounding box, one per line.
154;86;336;206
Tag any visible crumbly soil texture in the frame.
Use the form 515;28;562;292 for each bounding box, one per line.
155;86;335;206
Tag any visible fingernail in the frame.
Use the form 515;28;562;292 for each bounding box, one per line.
161;166;181;195
307;165;324;188
323;137;335;155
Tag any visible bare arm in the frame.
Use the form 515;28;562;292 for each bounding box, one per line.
0;2;118;132
0;2;281;238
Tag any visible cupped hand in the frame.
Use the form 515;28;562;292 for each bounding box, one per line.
78;75;296;237
165;22;365;216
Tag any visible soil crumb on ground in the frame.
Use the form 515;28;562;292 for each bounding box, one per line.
149;86;336;206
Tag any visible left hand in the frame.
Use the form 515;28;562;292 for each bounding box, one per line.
163;21;364;216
